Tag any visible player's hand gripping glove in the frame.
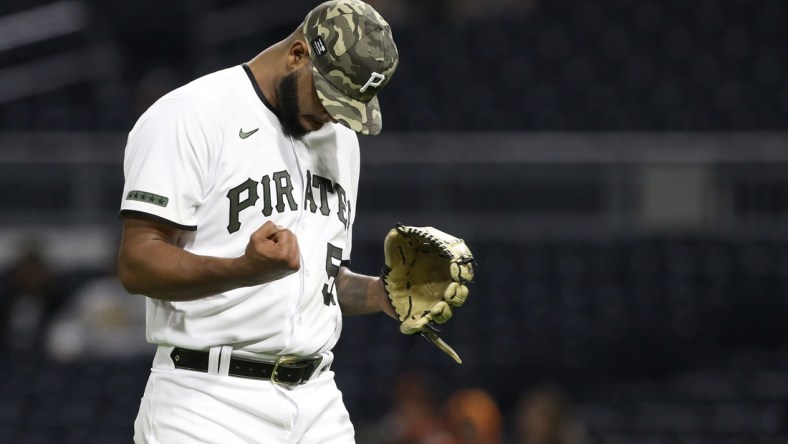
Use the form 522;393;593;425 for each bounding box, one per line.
381;224;475;364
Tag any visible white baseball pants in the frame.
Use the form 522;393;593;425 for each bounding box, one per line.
133;346;355;443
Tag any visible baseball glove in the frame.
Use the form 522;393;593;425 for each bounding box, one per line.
381;224;475;364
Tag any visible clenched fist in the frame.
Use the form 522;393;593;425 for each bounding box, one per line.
240;221;300;285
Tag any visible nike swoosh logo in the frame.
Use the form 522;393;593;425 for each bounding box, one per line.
239;128;259;139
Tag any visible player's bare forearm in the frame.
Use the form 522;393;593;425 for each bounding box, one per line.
336;267;396;318
119;218;252;301
118;217;298;301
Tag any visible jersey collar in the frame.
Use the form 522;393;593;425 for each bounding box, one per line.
242;63;280;118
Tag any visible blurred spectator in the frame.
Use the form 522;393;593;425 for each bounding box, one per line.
379;369;457;444
515;385;586;444
45;246;151;363
0;238;69;356
444;388;503;444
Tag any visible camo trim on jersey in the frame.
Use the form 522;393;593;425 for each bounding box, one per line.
303;0;399;135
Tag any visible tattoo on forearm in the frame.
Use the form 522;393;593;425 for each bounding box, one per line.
336;271;376;315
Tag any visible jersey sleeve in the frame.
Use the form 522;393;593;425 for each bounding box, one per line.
120;98;213;230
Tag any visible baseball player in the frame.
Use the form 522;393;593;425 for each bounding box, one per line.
117;1;399;442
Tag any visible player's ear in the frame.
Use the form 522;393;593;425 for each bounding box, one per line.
286;39;310;71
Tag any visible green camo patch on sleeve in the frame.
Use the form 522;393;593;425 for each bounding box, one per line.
126;190;169;207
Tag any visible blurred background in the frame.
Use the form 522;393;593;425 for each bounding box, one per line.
2;0;788;443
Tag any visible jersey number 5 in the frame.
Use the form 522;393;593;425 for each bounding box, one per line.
323;243;343;306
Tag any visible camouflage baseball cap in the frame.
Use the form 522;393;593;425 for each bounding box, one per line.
303;0;398;135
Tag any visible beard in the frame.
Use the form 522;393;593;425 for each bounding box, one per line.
276;70;309;140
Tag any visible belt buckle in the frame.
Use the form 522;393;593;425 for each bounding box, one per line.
271;355;299;385
271;355;323;385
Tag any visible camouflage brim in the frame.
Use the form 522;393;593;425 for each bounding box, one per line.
312;65;382;135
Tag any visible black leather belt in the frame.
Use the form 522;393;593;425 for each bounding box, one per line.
170;347;324;384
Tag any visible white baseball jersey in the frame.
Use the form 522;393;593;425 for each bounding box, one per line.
120;64;360;357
